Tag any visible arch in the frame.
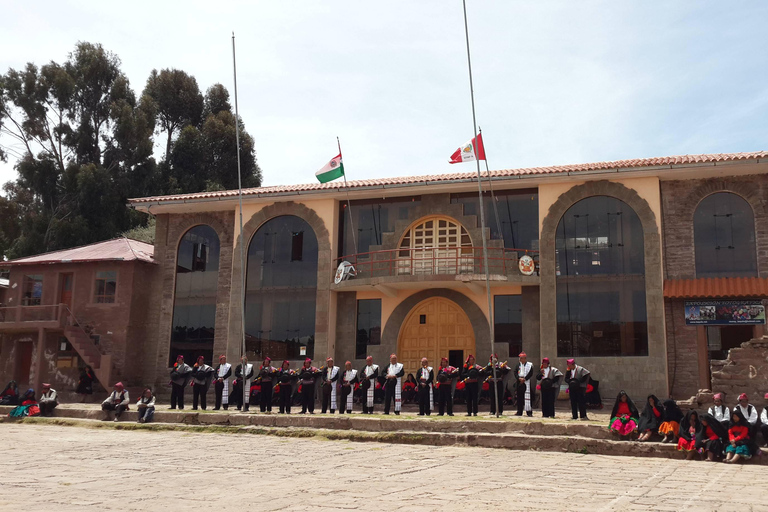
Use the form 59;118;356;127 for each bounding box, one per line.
396;215;473;275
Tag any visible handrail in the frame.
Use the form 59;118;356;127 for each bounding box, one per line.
63;304;105;356
0;304;60;323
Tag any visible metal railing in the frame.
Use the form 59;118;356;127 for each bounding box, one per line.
335;246;539;281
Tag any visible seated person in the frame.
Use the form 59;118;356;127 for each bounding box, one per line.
8;389;40;418
38;383;58;417
0;380;19;405
676;410;701;460
102;382;130;422
609;391;639;440
637;395;664;442
658;399;684;443
761;393;768;448
402;374;417;404
708;393;730;428
725;409;753;464
136;387;156;423
696;413;727;462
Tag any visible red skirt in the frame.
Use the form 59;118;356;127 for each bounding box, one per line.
676;437;696;452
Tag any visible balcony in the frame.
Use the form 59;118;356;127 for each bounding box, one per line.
332;246;539;293
0;304;67;330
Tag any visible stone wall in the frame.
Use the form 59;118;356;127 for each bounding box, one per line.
706;337;768;403
664;300;700;399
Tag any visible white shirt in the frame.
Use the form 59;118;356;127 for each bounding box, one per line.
40;389;57;403
738;404;758;425
708;404;730;422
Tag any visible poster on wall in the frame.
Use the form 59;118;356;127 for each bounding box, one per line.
684;300;766;325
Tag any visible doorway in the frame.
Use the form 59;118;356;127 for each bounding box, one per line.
59;273;74;309
14;341;33;388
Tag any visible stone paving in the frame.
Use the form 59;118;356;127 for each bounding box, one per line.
1;423;766;512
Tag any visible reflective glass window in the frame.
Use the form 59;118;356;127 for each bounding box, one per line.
494;295;522;357
356;299;382;359
694;192;757;277
94;271;117;304
451;189;539;250
339;197;421;257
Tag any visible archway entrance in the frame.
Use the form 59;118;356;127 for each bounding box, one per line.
397;297;476;376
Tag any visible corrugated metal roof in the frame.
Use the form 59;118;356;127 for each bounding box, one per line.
0;278;8;288
128;151;767;205
3;238;155;266
664;277;768;299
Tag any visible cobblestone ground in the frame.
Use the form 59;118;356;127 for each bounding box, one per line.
1;423;766;512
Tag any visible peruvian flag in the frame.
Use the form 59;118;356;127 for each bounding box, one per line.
448;133;485;164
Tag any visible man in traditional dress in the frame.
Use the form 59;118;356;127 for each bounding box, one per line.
760;393;768;447
102;382;130;422
736;393;759;437
276;360;297;414
461;355;483;417
299;358;321;414
232;355;254;411
169;355;192;410
436;357;459;416
258;357;278;413
383;353;404;415
136;387;156;423
708;392;730;428
191;355;215;410
486;354;511;416
536;357;563;418
321;357;340;414
565;358;590;420
339;361;358;414
416;357;434;416
213;355;232;410
512;352;533;417
38;383;58;417
360;356;379;414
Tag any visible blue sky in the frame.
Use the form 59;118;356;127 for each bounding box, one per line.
1;1;766;189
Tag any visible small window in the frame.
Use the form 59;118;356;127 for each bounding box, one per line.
291;231;304;261
419;314;427;324
21;275;43;306
94;271;117;304
191;242;208;272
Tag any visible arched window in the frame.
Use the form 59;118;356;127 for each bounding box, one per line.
555;196;648;357
397;216;472;275
170;225;220;366
694;192;757;278
245;215;318;359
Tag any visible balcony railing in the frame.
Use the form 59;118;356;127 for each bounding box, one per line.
335;246;539;281
0;304;65;324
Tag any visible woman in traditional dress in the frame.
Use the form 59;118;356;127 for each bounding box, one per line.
637;394;664;442
8;389;40;418
724;409;753;463
658;399;684;443
0;380;19;405
609;391;639;439
402;374;417;404
677;410;702;459
76;366;95;402
696;412;727;461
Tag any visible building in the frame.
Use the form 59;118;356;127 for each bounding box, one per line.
2;151;767;401
0;238;155;395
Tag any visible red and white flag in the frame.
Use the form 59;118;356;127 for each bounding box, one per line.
448;133;486;164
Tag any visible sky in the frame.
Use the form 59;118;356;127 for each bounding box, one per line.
1;1;767;190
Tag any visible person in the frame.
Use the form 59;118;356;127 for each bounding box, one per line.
402;374;417;404
461;355;483;417
708;393;730;428
565;359;590;420
637;395;664;442
436;357;459;416
191;356;214;410
169;355;192;410
659;399;684;443
231;356;254;411
0;380;19;405
735;393;759;435
213;355;232;410
360;356;379;414
676;410;702;459
725;409;753;463
321;357;340;414
487;354;511;416
416;357;434;416
536;358;563;418
101;382;130;422
276;360;297;414
258;357;278;413
339;361;358;414
8;389;40;418
383;353;404;415
696;413;727;461
298;358;321;414
511;352;532;417
761;393;768;447
38;383;58;417
136;387;156;423
76;366;95;402
609;391;640;440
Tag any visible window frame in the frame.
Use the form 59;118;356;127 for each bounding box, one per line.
92;270;118;304
21;274;44;306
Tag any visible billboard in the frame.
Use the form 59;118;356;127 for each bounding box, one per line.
684;300;765;325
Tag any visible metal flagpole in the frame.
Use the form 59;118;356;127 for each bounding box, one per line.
478;126;505;246
338;137;358;256
461;0;501;417
232;32;248;410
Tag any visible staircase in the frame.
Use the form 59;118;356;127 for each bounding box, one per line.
62;307;119;388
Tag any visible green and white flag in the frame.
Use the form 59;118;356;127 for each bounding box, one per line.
315;153;344;183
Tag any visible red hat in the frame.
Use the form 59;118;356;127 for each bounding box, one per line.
421;357;428;363
282;360;290;367
440;357;448;363
114;382;124;390
519;352;527;358
390;353;397;358
567;359;575;365
326;357;333;362
738;393;748;401
197;355;205;362
176;355;184;360
42;383;51;388
304;358;312;364
263;356;272;363
465;354;475;364
345;360;352;365
542;357;550;364
366;356;373;361
489;353;498;362
219;354;227;361
764;393;768;400
713;393;723;400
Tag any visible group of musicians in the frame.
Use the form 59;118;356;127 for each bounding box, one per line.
180;351;591;419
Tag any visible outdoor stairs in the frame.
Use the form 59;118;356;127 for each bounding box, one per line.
63;325;118;389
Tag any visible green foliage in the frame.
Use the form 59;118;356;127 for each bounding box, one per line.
0;42;262;260
122;215;156;244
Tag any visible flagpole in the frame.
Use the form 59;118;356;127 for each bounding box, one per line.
232;32;248;410
461;0;500;417
478;127;505;247
338;137;358;257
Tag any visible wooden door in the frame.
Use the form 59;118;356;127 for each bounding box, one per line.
398;297;475;376
59;273;73;309
15;341;33;388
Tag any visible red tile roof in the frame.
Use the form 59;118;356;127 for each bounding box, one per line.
664;277;768;299
128;151;767;205
3;238;154;266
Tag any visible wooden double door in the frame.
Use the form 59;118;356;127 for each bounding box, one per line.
398;297;476;377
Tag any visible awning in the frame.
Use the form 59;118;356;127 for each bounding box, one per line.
664;277;768;299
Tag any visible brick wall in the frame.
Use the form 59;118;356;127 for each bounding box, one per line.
664;299;699;399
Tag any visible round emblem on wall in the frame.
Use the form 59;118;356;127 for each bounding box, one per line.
518;254;535;276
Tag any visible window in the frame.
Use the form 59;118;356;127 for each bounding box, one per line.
494;295;522;357
93;271;117;303
694;192;757;278
555;196;648;357
356;299;382;359
21;275;43;306
245;216;318;360
338;196;421;256
170;225;221;366
397;217;472;275
451;189;539;250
